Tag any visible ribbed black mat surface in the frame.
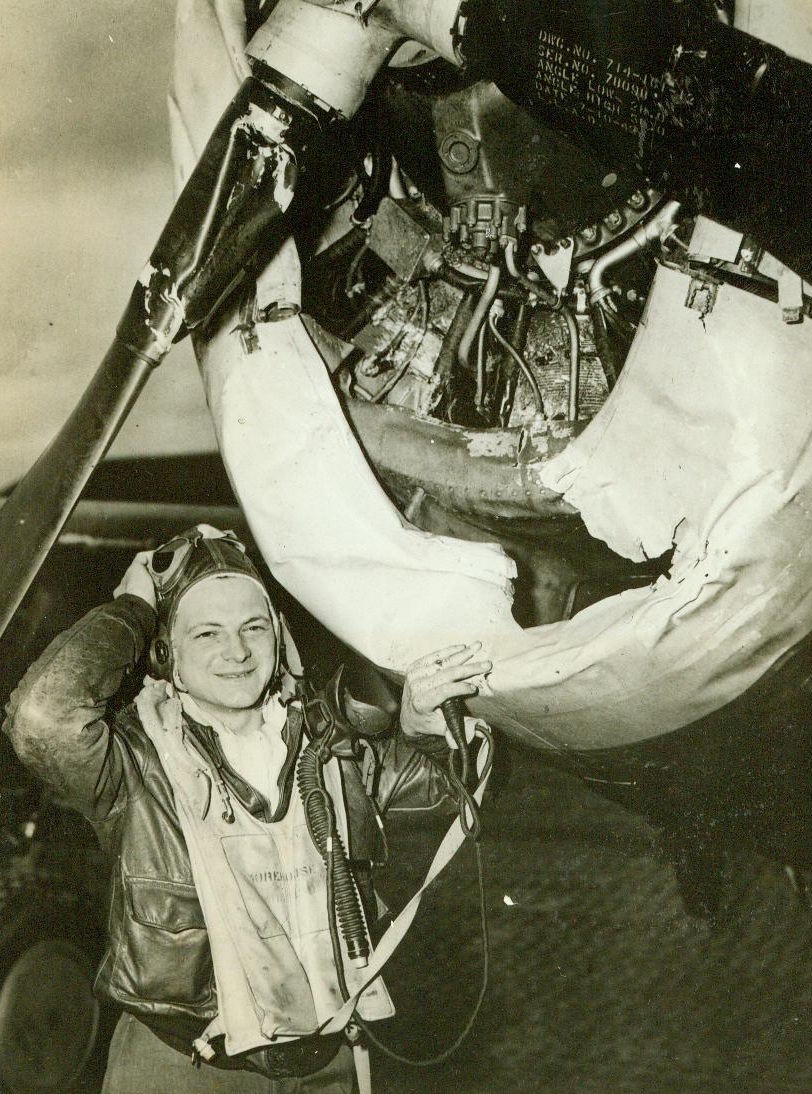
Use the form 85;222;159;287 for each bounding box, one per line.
371;760;812;1094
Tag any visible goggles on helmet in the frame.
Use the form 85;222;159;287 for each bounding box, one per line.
147;527;251;599
146;525;273;634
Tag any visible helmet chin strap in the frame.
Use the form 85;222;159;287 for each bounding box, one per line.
171;662;187;695
262;609;289;702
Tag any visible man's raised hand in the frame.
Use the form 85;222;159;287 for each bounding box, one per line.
113;551;157;610
400;642;492;745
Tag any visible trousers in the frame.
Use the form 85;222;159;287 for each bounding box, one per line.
101;1013;355;1094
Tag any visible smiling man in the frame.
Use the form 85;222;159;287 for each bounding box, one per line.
3;525;490;1094
175;580;277;711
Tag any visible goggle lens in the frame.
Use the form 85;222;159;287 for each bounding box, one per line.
146;538;193;595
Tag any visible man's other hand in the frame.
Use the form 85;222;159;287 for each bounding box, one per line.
113;552;157;611
400;642;492;745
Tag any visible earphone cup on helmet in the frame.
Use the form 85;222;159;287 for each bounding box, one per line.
148;626;173;681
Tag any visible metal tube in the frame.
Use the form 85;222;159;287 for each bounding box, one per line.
560;306;581;423
457;265;501;370
588;201;681;305
488;313;544;419
448;260;489;282
504;241;557;305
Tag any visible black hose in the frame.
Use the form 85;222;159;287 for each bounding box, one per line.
357;840;490;1066
439;698;489;843
507;266;558;308
440;697;470;785
324;816;350;1002
297;743;369;967
435;292;475;383
438;265;526;301
590;302;619;390
309;225;368;272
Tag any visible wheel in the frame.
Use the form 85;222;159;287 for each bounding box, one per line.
0;937;100;1094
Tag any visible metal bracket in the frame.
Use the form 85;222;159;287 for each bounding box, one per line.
737;234;765;277
685;275;719;320
778;267;804;325
532;238;574;294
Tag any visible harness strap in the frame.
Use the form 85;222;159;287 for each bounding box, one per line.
353;1043;372;1094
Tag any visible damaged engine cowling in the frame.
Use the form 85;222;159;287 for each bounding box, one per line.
174;0;812;872
300;63;675;622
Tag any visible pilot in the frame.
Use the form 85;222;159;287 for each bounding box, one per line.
2;524;490;1094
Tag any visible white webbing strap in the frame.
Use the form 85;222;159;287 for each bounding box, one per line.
321;728;493;1036
353;1042;373;1094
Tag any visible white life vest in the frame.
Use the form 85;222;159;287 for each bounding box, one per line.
136;678;394;1058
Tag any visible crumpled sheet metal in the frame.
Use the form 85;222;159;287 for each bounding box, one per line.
198;243;812;750
516;252;812;747
179;0;812;750
343;401;579;526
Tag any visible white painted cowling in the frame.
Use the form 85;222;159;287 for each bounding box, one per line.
177;0;812;750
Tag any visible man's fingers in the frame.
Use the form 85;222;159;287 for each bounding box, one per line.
402;642;492;743
409;657;492;711
114;551;159;607
409;643;470;673
409;642;483;679
418;659;492;691
446;658;491;681
444;680;479;701
414;678;480;715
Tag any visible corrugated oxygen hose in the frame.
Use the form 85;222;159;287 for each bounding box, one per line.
297;741;369;972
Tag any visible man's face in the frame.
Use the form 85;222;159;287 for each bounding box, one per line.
172;576;277;719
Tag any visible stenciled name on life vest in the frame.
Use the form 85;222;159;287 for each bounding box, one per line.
248;864;321;885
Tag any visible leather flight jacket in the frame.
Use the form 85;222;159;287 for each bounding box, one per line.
2;594;454;1068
